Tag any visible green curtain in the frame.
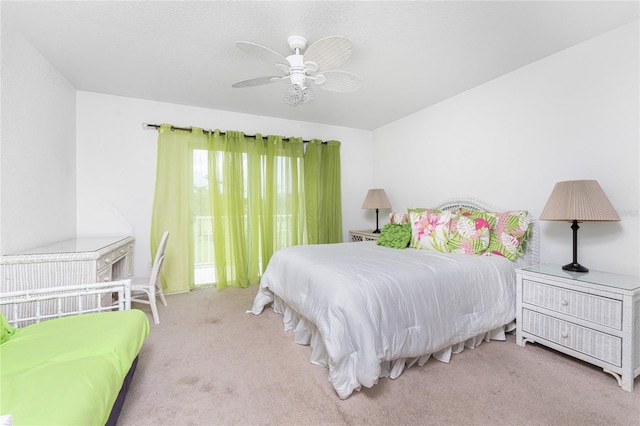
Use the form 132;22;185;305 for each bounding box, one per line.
149;124;196;293
305;140;342;244
150;125;341;292
206;131;307;290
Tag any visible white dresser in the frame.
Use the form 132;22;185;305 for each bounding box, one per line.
516;264;639;391
0;236;135;292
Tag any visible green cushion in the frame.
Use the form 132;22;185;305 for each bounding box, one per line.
0;312;16;345
376;223;411;249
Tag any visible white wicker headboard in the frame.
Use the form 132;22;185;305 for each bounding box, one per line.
435;197;540;267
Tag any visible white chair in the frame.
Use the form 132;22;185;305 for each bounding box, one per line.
131;231;169;324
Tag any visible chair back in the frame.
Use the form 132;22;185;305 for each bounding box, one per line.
150;255;165;291
153;231;170;267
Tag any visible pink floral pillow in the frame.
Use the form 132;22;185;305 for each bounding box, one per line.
409;211;455;252
389;212;409;224
448;209;495;254
407;207;441;214
486;211;532;260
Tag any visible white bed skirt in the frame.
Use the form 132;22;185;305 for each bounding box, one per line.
249;243;520;399
262;293;515;399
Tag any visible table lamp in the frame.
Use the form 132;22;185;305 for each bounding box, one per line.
362;189;391;233
539;180;620;272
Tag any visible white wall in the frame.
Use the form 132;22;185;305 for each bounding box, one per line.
0;19;77;254
75;93;373;276
373;21;639;276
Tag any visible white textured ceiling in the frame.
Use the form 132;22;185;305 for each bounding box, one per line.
3;1;638;130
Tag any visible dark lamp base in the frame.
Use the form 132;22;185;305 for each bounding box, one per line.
563;262;589;273
372;229;381;234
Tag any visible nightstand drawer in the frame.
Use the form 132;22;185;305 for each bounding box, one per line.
522;279;622;330
523;309;622;367
349;231;380;242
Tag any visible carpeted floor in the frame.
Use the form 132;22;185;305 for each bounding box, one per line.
117;286;640;426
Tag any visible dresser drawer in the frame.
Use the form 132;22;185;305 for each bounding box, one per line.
96;267;112;283
96;253;112;271
112;242;134;261
522;279;622;330
522;309;622;367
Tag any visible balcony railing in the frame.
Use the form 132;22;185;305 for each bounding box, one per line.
194;216;215;285
193;214;296;285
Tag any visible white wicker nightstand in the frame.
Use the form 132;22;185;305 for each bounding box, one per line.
516;264;640;391
349;230;381;242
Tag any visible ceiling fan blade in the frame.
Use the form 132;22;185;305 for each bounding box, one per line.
232;76;282;88
304;36;353;72
314;70;364;93
235;41;288;66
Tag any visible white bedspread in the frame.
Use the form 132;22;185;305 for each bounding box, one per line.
249;241;518;399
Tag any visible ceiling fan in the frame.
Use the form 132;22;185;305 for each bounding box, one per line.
232;35;364;106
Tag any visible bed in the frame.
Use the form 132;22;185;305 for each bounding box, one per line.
0;280;149;425
249;198;539;399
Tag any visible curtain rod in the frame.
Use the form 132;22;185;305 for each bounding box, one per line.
142;123;322;144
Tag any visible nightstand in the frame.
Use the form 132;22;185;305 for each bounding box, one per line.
516;264;640;391
349;230;380;242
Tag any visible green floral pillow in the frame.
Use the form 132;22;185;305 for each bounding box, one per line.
0;312;17;344
448;209;495;254
377;223;411;249
409;210;455;252
486;211;533;260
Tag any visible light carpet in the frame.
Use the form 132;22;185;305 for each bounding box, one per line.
117;286;640;426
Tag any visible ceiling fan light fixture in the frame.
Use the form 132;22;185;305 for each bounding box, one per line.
301;86;314;105
284;84;314;107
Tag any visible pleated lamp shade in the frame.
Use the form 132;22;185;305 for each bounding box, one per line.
539;180;620;222
540;180;619;273
361;189;391;210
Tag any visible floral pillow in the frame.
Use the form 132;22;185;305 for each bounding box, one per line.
448;209;495;254
377;223;412;249
409;210;455;252
389;212;409;224
486;211;533;260
407;207;441;214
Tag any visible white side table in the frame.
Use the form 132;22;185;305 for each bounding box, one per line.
516;264;640;391
349;230;381;242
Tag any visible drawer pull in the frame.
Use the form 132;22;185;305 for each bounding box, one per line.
561;299;569;306
561;331;569;339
